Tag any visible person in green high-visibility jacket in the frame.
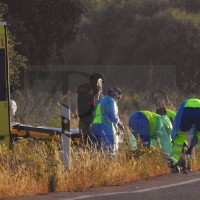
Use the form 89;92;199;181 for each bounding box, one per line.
128;110;173;157
90;87;124;155
171;98;200;163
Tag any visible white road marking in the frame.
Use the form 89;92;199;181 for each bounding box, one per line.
63;178;200;200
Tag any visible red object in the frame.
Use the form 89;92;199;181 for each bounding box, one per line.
78;87;89;93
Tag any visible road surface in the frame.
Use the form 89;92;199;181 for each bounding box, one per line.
3;171;200;200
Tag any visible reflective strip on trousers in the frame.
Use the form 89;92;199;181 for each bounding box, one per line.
173;143;183;148
173;132;188;146
171;132;188;160
171;153;181;161
171;146;182;160
198;142;200;153
196;134;200;153
172;146;182;154
184;99;200;108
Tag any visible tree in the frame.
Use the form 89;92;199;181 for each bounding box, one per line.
169;0;200;13
0;3;27;86
82;0;170;64
7;32;27;86
108;9;200;88
2;0;83;65
81;0;200;89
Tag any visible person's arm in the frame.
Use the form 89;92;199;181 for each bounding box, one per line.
171;99;188;140
105;98;119;124
117;120;124;131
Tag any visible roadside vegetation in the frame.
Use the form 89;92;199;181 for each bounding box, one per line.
1;0;200;198
0;135;170;198
1;0;200;90
1;88;200;199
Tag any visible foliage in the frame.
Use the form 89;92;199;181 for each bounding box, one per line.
7;32;27;86
3;86;200;198
169;0;200;13
57;33;97;65
2;0;84;65
0;3;27;86
0;139;61;198
0;137;170;198
81;0;200;89
2;0;200;89
82;0;170;64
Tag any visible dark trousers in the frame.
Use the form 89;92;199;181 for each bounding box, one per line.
78;120;92;146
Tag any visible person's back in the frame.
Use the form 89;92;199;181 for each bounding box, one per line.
156;107;173;156
77;82;94;125
157;115;173;157
92;95;119;135
128;110;173;156
156;108;173;138
101;95;119;130
129;111;158;148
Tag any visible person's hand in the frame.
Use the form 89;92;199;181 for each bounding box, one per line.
97;84;103;92
185;146;193;155
118;122;124;131
93;85;102;96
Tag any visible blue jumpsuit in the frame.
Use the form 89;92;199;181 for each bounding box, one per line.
90;95;119;152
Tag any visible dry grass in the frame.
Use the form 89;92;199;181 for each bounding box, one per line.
0;139;57;198
2;88;199;198
0;136;171;198
1;127;200;198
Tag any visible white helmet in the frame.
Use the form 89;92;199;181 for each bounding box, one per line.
9;99;17;117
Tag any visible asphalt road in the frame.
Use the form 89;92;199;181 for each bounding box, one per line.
3;171;200;200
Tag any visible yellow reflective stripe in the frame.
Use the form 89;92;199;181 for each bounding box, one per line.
172;146;182;152
172;151;181;155
173;133;188;149
173;142;185;145
171;153;181;160
185;99;200;108
0;25;6;49
93;102;102;124
173;143;183;148
197;134;200;141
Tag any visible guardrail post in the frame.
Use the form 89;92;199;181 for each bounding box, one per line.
61;103;71;170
